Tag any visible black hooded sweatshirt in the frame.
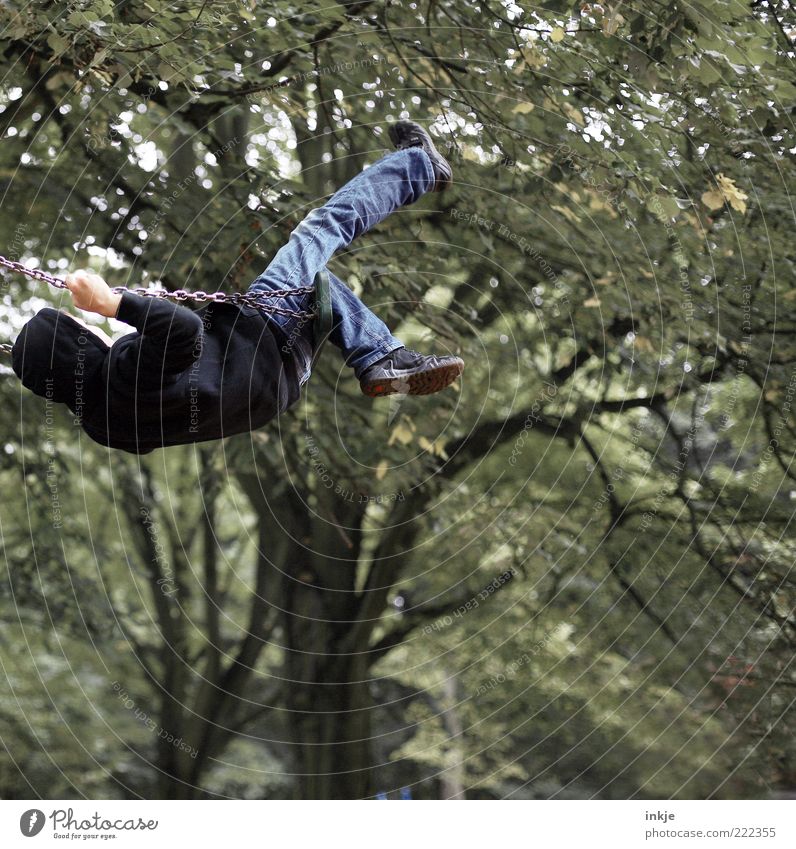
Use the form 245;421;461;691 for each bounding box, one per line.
12;292;305;454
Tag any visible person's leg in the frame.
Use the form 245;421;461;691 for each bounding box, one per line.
326;270;404;377
247;147;434;373
267;267;405;388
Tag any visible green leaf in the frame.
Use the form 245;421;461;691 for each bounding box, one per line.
47;34;70;57
696;59;722;85
647;194;680;221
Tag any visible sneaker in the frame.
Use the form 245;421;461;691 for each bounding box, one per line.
359;346;464;397
388;120;453;192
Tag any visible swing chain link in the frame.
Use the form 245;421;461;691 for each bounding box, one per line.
109;283;318;319
0;255;319;323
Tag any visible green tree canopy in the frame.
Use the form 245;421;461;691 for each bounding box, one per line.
0;0;794;799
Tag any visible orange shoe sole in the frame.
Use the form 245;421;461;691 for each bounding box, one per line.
360;359;464;398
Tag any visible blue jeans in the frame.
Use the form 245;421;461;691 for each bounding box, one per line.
247;147;435;385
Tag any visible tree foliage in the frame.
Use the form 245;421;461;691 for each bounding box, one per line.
0;0;794;799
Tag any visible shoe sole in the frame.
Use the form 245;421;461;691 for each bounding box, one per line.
388;121;452;192
361;360;464;398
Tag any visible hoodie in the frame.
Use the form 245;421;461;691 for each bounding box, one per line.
11;307;108;415
11;292;305;454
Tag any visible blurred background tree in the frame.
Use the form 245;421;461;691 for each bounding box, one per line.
0;0;794;799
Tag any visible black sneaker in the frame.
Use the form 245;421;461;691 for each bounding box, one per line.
388;120;453;192
359;346;464;397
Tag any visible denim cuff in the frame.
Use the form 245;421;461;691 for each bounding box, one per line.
352;339;406;379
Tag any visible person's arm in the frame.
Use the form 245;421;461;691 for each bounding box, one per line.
65;269;122;317
66;269;203;374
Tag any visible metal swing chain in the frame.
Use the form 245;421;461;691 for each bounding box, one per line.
0;255;318;356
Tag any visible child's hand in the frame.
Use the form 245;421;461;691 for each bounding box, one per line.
65;269;122;318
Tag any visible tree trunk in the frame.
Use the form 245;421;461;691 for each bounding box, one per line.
282;481;373;798
439;672;466;799
286;630;374;799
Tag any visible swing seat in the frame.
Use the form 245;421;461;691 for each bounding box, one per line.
311;268;333;367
